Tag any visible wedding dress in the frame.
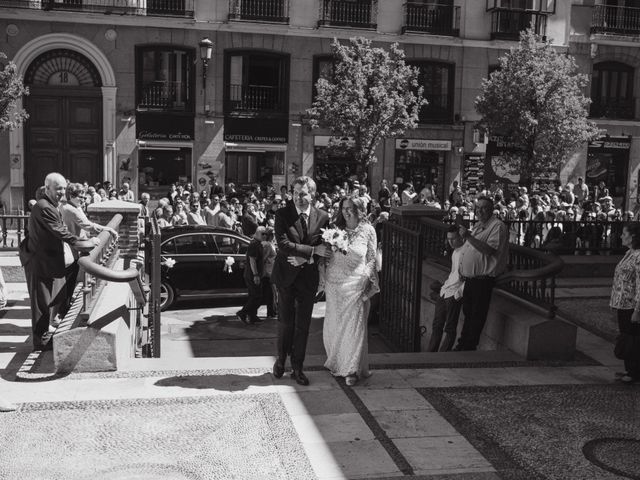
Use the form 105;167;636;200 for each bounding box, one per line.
323;222;379;378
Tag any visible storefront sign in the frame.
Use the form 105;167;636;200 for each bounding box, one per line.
395;139;452;151
137;113;194;141
588;136;631;150
314;136;355;147
224;116;288;143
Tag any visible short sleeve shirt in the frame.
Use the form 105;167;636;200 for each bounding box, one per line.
459;216;509;278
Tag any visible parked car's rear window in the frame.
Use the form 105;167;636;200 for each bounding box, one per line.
170;234;218;255
214;234;248;255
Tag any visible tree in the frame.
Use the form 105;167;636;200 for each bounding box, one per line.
307;37;426;168
475;29;600;183
0;52;28;132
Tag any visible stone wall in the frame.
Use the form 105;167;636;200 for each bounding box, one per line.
87;199;141;260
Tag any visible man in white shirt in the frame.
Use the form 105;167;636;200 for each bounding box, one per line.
118;182;135;202
427;225;465;352
455;195;509;351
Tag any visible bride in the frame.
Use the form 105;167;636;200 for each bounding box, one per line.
322;195;379;386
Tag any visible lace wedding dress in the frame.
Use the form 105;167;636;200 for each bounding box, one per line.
323;222;379;378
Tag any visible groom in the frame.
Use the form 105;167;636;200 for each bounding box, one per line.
271;176;331;386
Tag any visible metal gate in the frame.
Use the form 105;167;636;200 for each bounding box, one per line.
379;222;423;352
144;217;162;357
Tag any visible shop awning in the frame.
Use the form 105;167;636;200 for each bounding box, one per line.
224;142;287;152
137;140;193;150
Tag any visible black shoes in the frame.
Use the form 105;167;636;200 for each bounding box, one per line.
236;311;249;325
273;360;285;379
291;369;310;386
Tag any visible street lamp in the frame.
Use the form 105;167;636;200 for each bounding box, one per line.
199;37;214;89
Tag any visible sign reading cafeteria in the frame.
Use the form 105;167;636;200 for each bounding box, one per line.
395;139;452;151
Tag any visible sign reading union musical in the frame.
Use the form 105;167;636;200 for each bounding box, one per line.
395;139;452;151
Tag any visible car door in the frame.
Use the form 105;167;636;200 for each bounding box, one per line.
212;233;249;295
163;233;217;295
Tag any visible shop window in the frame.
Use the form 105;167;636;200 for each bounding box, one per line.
395;150;445;201
224;51;289;113
312;54;335;102
409;61;455;124
135;46;195;112
139;147;191;198
590;62;635;119
314;142;365;194
225;151;285;191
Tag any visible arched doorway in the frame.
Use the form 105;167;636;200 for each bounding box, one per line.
23;49;103;201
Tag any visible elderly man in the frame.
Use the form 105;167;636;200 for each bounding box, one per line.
20;173;98;351
118;182;135;202
454;195;509;351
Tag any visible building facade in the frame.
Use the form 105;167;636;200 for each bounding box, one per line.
1;1;636;211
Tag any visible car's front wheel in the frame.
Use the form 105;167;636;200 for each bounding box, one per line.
159;282;175;311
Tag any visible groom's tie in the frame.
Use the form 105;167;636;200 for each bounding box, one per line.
299;212;308;243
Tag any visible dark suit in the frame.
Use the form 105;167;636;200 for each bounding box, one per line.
271;201;329;370
21;196;80;347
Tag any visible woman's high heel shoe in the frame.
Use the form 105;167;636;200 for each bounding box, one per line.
345;375;357;386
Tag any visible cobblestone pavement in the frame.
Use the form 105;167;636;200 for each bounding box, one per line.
0;277;638;479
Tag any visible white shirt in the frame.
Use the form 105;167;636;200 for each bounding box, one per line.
440;247;465;299
459;216;509;278
295;205;311;217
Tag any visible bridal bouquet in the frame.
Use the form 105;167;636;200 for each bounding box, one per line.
321;227;348;255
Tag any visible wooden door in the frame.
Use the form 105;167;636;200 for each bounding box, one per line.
25;89;102;203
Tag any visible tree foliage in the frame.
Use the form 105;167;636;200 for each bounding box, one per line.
0;52;28;132
307;37;426;167
475;29;600;181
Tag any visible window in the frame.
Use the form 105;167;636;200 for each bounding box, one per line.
161;239;176;255
486;0;555;13
214;235;249;255
136;46;195;112
410;61;455;124
173;234;217;254
590;61;635;119
312;55;335;102
224;51;289;113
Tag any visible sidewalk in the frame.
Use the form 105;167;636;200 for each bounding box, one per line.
0;257;637;479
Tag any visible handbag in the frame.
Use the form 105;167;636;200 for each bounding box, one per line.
614;331;640;361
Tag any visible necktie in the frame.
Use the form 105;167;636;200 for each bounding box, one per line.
299;213;308;242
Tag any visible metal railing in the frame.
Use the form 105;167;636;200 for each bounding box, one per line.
0;214;29;250
589;97;636;120
227;84;284;112
592;4;640;35
489;9;547;40
0;0;194;17
403;3;460;36
138;81;189;111
228;0;289;22
318;0;378;29
402;216;564;318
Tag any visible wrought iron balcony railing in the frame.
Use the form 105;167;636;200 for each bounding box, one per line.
589;97;636;120
490;9;547;40
318;0;378;29
138;81;191;111
228;0;289;23
0;0;194;17
419;93;454;124
591;4;640;36
403;3;460;36
227;84;284;112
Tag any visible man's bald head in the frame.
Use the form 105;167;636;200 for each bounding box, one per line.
44;172;67;205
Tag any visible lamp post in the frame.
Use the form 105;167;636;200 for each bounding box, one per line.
199;37;213;89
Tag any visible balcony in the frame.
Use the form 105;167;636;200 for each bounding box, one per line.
489;9;547;40
228;0;289;23
420;93;454;124
318;0;378;29
0;0;194;17
589;97;635;120
403;3;460;36
226;84;285;112
138;81;191;111
591;4;640;36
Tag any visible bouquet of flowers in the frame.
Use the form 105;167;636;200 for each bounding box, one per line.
161;256;176;268
321;227;349;255
224;256;235;273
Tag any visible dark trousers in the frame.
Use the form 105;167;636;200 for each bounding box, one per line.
617;309;640;377
25;265;67;346
239;277;262;319
428;295;462;352
262;276;276;317
277;283;314;370
456;277;495;351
